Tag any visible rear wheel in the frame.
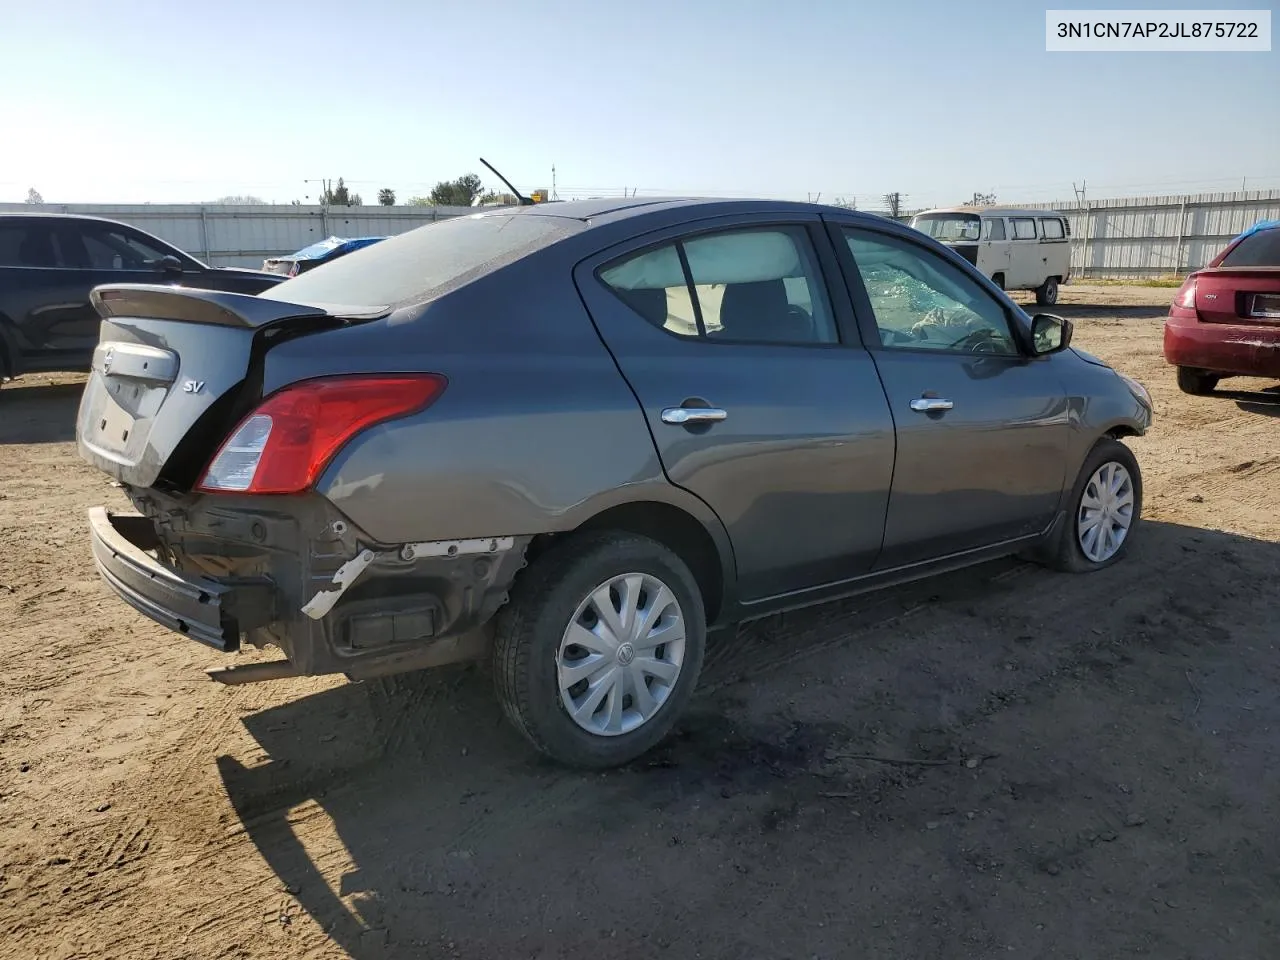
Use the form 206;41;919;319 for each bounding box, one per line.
493;531;706;769
1044;438;1143;573
1035;277;1059;305
1176;366;1219;395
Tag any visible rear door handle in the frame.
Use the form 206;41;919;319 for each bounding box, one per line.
909;398;954;412
661;406;728;425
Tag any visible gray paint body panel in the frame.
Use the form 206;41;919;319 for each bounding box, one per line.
73;197;1152;678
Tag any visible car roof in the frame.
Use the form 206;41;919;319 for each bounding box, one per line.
467;196;889;226
914;206;1067;218
0;211;144;230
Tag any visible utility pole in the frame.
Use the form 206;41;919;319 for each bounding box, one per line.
883;192;904;219
1072;180;1089;279
552;164;558;200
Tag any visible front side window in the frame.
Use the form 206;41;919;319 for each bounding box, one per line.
599;226;837;345
843;228;1019;356
1010;218;1037;240
1039;218;1065;240
911;214;981;242
983;218;1007;241
81;226;176;270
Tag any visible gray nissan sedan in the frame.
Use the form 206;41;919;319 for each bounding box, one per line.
76;198;1153;769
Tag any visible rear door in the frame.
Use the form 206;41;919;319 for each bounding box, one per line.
0;219;74;369
574;214;896;602
829;218;1071;569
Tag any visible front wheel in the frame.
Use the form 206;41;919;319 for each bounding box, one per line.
492;532;707;769
1035;277;1059;305
1044;438;1143;573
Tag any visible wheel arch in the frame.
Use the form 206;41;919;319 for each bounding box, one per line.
530;497;736;625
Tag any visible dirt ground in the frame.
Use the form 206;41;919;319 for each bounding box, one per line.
2;285;1278;960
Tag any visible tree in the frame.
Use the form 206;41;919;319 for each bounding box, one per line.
213;194;267;205
321;178;362;206
378;187;396;206
426;173;485;207
25;188;43;204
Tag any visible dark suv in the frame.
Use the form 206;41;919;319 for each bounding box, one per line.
0;213;283;382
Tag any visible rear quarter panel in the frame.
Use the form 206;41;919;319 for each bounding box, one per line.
262;241;731;555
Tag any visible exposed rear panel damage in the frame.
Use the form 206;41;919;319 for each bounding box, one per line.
109;487;530;678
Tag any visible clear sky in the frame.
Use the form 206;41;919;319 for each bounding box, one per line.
2;0;1276;209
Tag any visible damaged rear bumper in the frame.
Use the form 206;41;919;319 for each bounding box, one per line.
89;507;260;651
86;501;530;679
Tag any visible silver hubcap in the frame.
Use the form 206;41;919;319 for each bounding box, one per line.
556;572;686;737
1078;461;1134;563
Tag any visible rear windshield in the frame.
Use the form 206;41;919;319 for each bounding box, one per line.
911;214;981;242
260;213;577;308
1219;228;1280;268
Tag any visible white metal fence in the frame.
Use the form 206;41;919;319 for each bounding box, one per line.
5;189;1279;277
1022;190;1280;278
0;203;476;269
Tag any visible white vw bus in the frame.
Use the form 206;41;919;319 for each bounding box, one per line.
909;206;1073;305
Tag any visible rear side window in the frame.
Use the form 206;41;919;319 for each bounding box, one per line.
1010;218;1037;240
1219;228;1280;267
1039;218;1065;240
261;213;577;308
0;222;58;267
599;226;837;345
982;218;1006;241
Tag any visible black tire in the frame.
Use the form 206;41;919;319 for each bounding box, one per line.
991;272;1005;291
1035;277;1059;306
1043;438;1143;573
492;531;707;769
1176;366;1219;395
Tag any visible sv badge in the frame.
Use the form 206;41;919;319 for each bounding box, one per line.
182;379;206;394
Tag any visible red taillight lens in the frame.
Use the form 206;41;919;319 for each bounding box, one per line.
1173;275;1197;311
197;374;447;495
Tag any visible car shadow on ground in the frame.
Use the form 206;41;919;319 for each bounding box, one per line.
1215;382;1280;417
0;380;84;444
218;520;1280;959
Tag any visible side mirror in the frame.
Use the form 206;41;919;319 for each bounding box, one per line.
1030;313;1072;355
151;254;184;275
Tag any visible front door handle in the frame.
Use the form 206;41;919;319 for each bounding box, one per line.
661;406;728;425
909;398;954;412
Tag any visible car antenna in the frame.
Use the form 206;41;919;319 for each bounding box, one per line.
479;158;535;206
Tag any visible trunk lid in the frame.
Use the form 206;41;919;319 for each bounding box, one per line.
1194;267;1280;326
76;283;385;489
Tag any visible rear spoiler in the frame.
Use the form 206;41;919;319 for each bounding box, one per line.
90;283;389;329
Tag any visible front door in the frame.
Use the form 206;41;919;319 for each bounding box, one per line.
50;221;192;361
831;220;1071;569
574;216;896;602
980;217;1012;285
1007;217;1041;289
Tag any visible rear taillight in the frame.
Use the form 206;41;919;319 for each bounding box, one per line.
1173;275;1198;311
197;374;447;495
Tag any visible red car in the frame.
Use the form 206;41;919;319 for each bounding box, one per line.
1164;223;1280;394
